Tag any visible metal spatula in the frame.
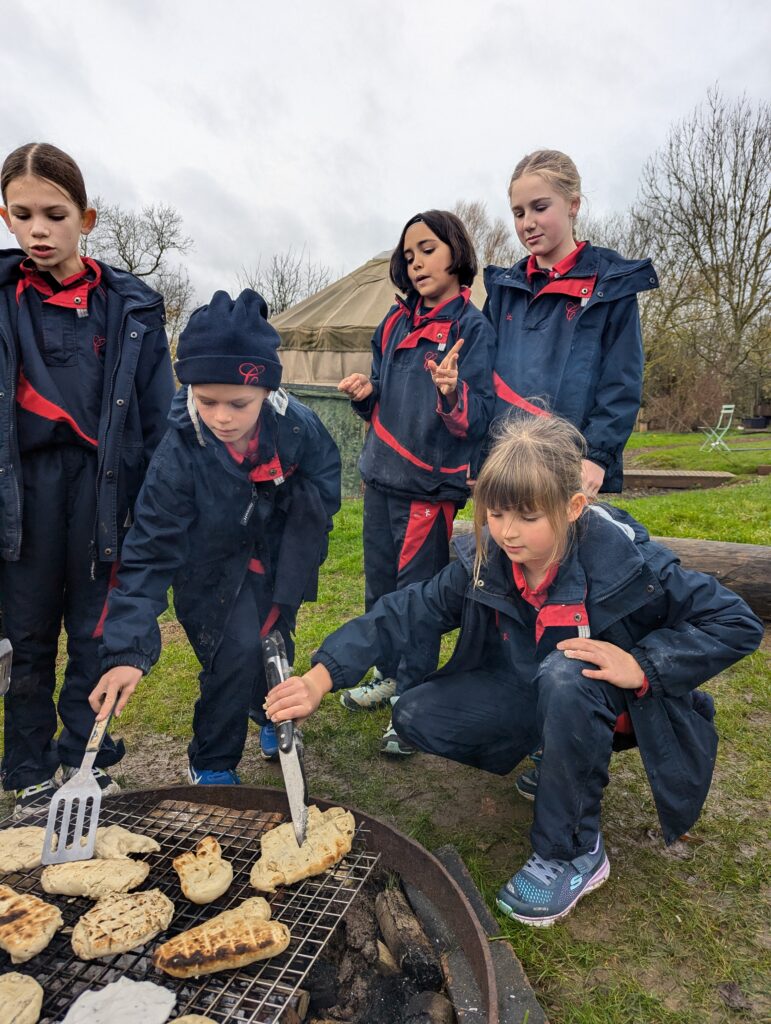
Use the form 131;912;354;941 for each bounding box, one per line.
41;712;113;865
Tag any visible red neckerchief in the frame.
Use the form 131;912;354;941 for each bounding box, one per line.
511;560;559;610
16;255;102;312
526;241;587;282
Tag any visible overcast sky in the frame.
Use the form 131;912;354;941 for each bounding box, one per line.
2;0;769;303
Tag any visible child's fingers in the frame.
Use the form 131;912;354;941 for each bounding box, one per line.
447;337;465;360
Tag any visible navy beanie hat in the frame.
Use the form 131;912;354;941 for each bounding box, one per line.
175;289;282;389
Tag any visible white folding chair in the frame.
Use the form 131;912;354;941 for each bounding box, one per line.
699;404;735;452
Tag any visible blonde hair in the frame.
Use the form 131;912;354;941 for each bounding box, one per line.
509;149;581;203
473;414;586;581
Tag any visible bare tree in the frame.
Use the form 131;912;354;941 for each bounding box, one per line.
453;200;518;266
637;87;771;411
237;247;330;316
83;198;196;340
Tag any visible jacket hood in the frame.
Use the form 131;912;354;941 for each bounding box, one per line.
0;248;163;313
484;243;658;302
452;504;658;609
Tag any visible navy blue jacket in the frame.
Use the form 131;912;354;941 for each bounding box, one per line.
100;387;341;674
484;244;658;492
314;507;762;843
0;248;174;562
353;288;495;503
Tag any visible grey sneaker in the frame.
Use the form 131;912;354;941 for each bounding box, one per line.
13;778;59;820
340;669;397;710
61;765;121;797
379;719;416;757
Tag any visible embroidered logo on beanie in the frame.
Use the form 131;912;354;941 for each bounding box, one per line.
175;289;282;389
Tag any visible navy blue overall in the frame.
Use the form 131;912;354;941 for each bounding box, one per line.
0;251;173;790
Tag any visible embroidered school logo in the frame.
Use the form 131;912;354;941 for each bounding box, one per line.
566;301;580;322
423;352;438;373
505;312;513;321
238;362;265;385
93;335;106;357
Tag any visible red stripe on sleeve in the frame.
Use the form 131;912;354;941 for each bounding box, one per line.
16;369;98;446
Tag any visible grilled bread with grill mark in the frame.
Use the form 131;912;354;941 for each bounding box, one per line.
173;836;232;904
249;805;355;894
0;883;63;964
172;1017;217;1023
71;888;175;960
0;971;44;1024
152;896;290;978
41;858;150;900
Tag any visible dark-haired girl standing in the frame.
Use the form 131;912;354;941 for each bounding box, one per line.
337;211;494;754
0;143;173;816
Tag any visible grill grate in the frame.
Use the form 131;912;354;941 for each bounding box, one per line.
0;791;380;1022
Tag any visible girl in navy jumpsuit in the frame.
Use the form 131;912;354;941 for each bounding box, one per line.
264;415;762;927
485;149;658;497
338;210;494;754
0;143;173;817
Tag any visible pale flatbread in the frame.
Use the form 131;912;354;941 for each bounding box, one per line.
40;858;149;899
0;883;63;964
60;977;176;1024
249;805;355;894
93;825;161;860
172;1018;217;1023
0;971;44;1024
0;827;48;874
71;888;175;960
173;836;232;904
152;897;290;979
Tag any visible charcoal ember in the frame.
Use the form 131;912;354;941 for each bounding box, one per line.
306;959;338;1011
342;888;379;962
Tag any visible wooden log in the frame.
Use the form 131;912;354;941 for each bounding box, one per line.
376;937;401;976
375;887;444;991
450;520;771;619
404;990;455;1024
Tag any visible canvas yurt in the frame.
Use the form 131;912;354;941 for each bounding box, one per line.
272;252;487;496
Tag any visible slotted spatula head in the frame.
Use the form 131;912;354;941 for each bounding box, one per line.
41;714;112;864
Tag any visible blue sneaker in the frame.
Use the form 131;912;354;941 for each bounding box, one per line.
259;721;279;761
187;764;241;785
496;835;610;927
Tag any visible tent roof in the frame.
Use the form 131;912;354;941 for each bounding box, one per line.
271;253;487;354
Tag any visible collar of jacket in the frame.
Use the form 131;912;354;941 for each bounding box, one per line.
484;243;658;304
392;286;472;327
0;248;164;322
453;506;663;632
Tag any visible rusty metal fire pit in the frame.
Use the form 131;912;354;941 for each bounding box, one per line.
0;785;499;1023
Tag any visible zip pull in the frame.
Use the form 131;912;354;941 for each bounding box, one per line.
241;485;258;525
89;541;97;581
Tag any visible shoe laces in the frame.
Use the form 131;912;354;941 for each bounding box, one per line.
523;851;567;886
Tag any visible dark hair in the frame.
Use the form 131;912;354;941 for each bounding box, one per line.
389;210;478;295
1;143;88;211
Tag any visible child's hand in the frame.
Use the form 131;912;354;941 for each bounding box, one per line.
338;373;373;402
264;663;333;724
89;666;143;720
556;638;645;690
429;338;464;403
581;459;605;498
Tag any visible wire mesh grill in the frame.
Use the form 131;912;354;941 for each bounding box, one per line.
0;791;380;1022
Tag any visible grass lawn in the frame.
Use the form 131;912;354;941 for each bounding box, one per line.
625;429;771;476
0;435;769;1022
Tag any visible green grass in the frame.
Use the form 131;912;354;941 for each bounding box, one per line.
1;436;769;1023
625;430;771;475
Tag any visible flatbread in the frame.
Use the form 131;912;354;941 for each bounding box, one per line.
0;827;48;874
0;971;44;1024
0;883;63;964
173;836;232;904
152;897;290;979
40;858;150;899
172;1018;217;1023
93;825;161;860
60;977;176;1024
249;805;355;894
71;888;175;960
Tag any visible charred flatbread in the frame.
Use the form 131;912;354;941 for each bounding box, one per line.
0;883;63;964
71;888;175;960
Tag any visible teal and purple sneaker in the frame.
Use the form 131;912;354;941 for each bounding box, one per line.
496;835;610;927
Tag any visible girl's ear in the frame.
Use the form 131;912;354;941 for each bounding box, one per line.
81;206;97;236
0;208;13;234
569;195;581;221
567;492;587;523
